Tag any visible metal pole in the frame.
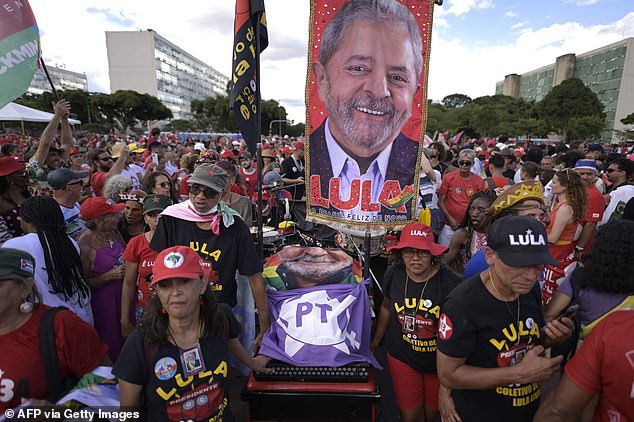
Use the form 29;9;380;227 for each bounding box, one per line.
39;58;60;101
255;11;264;262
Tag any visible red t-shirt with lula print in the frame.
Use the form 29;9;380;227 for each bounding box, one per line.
123;233;158;312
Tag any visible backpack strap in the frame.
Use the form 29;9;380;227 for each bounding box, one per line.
484;177;497;190
40;306;73;403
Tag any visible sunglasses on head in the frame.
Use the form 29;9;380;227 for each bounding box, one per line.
189;184;220;199
458;160;472;166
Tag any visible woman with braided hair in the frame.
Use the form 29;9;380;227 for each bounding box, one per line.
445;189;498;275
2;195;93;324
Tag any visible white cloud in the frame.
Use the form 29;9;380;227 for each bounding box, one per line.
565;0;601;5
511;21;527;29
505;11;518;18
426;12;634;104
436;0;495;17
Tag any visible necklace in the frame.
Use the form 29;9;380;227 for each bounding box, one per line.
488;270;521;346
90;231;114;248
168;318;207;378
403;268;433;316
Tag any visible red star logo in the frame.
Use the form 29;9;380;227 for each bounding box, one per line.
152;196;160;203
438;314;453;340
207;168;216;176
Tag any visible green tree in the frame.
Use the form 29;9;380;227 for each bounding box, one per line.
568;115;604;140
442;94;472;109
621;112;634;126
535;78;605;141
164;119;198;132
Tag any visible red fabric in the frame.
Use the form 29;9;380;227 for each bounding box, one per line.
564;310;634;422
123;234;158;310
230;183;246;196
387;353;439;410
240;168;258;199
179;174;191;196
90;171;107;197
144;156;153;170
585;184;605;223
0;306;107;412
438;170;485;222
487;176;512;189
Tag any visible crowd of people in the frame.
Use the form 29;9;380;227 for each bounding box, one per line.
0;98;633;421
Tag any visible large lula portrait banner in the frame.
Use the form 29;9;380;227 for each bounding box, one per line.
305;0;434;228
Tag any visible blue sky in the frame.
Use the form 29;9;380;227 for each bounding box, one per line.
28;0;634;124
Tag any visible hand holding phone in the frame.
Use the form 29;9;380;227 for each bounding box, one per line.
539;304;578;348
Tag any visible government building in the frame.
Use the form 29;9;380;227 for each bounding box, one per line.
106;30;229;120
496;37;634;142
28;65;88;95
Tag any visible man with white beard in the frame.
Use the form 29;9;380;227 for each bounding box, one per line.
308;0;422;221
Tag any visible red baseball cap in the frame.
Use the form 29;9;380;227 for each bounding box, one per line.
386;223;447;256
219;149;235;159
80;197;125;221
150;246;205;287
293;141;305;150
281;146;293;154
0;157;25;177
70;146;81;155
487;139;496;147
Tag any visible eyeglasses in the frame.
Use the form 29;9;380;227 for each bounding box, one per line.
66;180;83;188
458;161;472;166
156;182;170;189
189;184;221;199
605;168;622;173
401;249;432;259
99;156;113;162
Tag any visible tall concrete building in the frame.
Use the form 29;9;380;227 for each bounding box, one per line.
496;38;634;142
106;30;229;120
28;65;88;95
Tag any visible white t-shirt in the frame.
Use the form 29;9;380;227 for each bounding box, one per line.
599;184;634;227
59;203;86;240
418;169;442;212
2;233;94;325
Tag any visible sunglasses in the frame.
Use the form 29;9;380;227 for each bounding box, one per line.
156;182;171;189
605;168;622;173
458;160;473;166
401;249;432;258
189;184;221;199
99;156;113;162
66;180;83;188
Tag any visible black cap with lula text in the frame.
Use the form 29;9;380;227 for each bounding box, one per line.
487;215;558;267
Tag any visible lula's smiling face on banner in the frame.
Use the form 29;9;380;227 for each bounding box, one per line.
314;20;419;159
278;246;353;285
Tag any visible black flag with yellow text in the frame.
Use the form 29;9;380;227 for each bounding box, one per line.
230;0;268;155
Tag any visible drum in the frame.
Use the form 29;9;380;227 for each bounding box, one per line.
250;226;275;242
335;227;387;257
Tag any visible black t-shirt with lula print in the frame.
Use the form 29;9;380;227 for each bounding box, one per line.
437;275;545;422
113;304;240;422
150;215;261;307
383;264;460;373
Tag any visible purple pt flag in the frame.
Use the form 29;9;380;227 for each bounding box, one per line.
259;281;381;368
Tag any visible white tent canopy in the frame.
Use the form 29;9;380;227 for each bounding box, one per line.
0;102;81;131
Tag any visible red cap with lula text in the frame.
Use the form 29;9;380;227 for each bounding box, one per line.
386;223;447;256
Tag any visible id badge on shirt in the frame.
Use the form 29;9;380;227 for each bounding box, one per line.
180;343;206;378
402;309;416;333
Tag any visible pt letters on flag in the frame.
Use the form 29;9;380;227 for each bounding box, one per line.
0;0;40;109
305;0;435;228
230;0;268;155
260;282;380;368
